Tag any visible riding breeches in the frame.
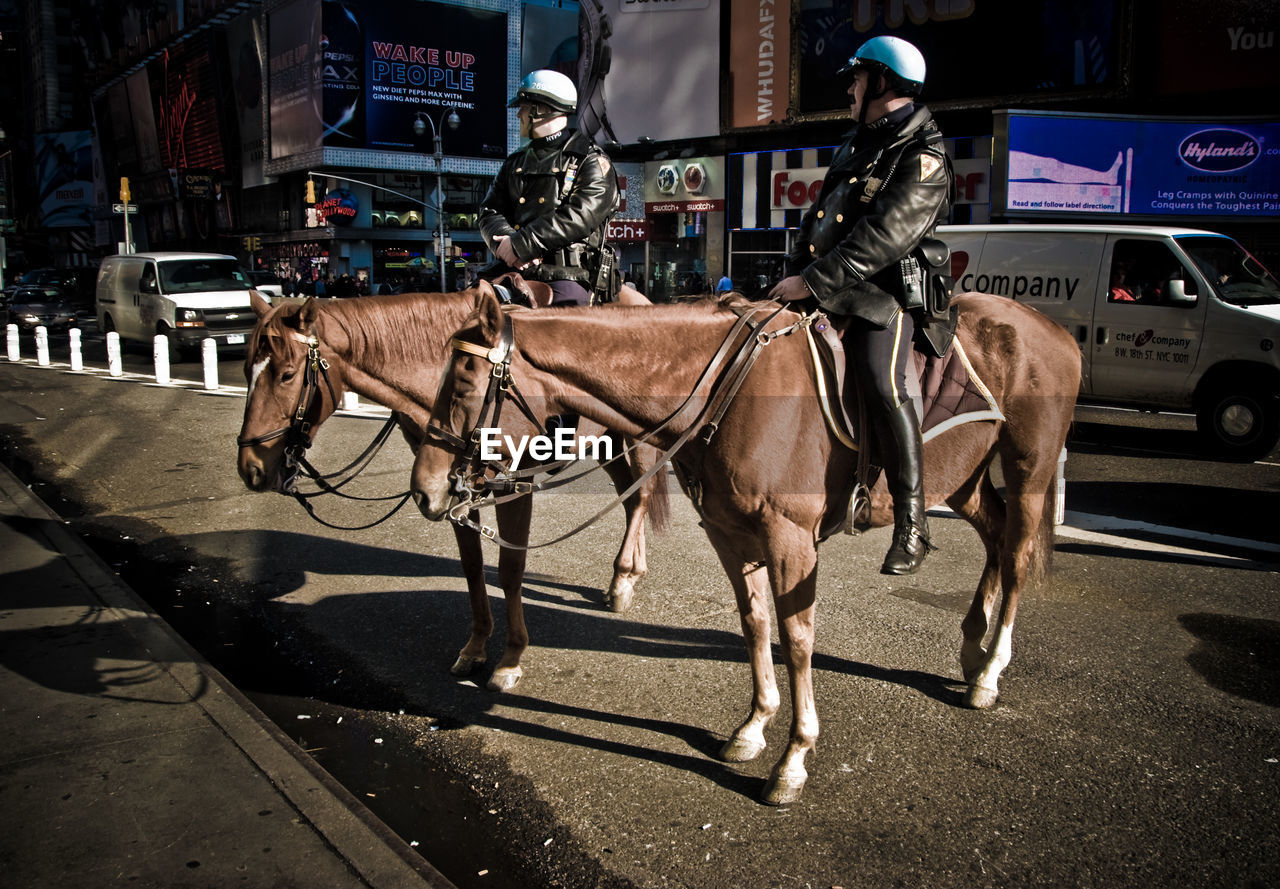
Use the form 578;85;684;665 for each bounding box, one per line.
845;309;917;413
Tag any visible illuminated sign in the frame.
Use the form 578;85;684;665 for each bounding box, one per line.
997;111;1280;218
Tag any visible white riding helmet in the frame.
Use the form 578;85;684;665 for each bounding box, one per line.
508;69;578;114
840;35;926;96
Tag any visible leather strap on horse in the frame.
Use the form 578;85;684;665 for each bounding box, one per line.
435;302;799;549
238;331;413;530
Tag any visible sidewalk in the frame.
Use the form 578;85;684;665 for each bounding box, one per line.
0;464;455;889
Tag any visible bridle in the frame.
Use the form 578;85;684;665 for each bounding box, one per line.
425;301;811;547
237;329;409;530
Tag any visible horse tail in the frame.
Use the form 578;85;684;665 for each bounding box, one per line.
646;464;672;533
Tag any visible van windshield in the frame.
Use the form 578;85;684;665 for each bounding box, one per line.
157;259;253;295
1177;236;1280;307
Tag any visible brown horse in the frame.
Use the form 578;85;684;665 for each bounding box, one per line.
235;284;669;692
412;289;1081;804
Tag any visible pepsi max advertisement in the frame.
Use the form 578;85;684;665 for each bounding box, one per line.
996;111;1280;219
320;0;508;159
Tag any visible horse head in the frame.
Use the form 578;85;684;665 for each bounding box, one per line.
412;286;510;520
237;293;349;492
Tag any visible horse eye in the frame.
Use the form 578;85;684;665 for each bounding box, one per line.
280;369;297;383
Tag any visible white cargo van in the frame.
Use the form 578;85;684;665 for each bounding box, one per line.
95;252;262;359
938;224;1280;459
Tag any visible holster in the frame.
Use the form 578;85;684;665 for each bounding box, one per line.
912;236;957;358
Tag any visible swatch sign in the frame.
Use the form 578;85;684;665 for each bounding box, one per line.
1179;129;1260;173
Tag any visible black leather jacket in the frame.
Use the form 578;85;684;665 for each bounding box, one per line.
479;129;618;280
788;105;952;327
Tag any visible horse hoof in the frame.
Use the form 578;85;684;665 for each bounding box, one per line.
605;578;635;613
964;684;999;709
450;655;486;677
761;773;806;807
719;737;766;763
487;667;523;693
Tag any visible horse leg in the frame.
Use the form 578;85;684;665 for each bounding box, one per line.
487;496;533;692
758;524;819;806
449;521;493;677
964;471;1053;710
704;527;778;767
946;469;1006;684
599;434;651;613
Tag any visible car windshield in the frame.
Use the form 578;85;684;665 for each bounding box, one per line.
157;259;253;295
1177;236;1280;307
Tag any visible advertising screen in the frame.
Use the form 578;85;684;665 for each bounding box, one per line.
996;111;1280;219
268;0;323;161
795;0;1119;119
320;0;508;158
35;131;94;228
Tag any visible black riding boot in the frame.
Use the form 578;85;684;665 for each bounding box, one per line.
880;401;931;575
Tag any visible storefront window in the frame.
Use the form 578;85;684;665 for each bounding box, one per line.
729;228;793;298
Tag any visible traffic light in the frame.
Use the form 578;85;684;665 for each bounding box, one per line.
305;179;316;204
242;236;261;252
119;177;130;202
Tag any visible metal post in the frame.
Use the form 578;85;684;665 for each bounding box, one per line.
201;338;218;390
5;323;17;361
35;326;49;365
106;331;123;377
69;328;83;372
153;334;171;385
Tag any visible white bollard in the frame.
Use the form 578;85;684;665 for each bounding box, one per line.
342;391;359;411
202;338;218;390
69;328;83;371
6;323;19;361
1054;446;1068;526
106;331;123;377
35;327;50;366
153;334;171;385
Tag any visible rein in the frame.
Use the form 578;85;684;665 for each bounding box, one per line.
238;330;412;531
427;302;809;548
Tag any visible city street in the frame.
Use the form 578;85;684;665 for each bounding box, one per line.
1;346;1278;889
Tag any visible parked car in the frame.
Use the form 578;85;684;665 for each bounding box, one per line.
3;285;79;332
245;270;283;299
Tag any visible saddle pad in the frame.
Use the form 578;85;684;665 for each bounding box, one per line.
807;320;1004;451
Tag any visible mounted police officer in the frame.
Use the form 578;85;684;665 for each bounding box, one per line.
770;36;953;575
480;69;620;306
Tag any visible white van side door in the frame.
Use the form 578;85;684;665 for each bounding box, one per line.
1088;236;1207;406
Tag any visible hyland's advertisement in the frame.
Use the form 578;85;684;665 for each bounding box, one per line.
320;0;507;159
999;111;1280;219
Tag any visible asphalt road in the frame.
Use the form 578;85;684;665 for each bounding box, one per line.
1;348;1278;889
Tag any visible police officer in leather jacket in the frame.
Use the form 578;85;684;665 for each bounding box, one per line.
480;69;619;306
770;36;952;575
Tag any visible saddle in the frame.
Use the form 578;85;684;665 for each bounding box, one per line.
489;273;555;307
807;313;1003;537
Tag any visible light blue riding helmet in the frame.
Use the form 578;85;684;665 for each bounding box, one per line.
839;35;926;96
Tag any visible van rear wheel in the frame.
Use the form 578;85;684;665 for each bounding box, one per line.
1196;386;1280;461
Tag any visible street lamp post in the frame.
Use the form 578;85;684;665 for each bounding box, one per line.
414;106;461;288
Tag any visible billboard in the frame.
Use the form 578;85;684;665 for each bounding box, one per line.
226;10;267;188
728;0;791;129
147;31;228;172
578;0;721;146
796;0;1120;120
35;131;94;228
268;0;323;161
318;0;508;158
995;111;1280;219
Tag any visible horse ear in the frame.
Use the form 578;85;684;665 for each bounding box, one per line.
476;283;503;342
298;297;320;333
250;290;272;317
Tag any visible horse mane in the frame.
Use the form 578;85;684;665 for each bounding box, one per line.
318;291;475;368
